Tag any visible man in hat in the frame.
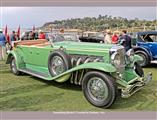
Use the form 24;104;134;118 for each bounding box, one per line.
0;29;6;60
104;29;112;44
59;28;64;34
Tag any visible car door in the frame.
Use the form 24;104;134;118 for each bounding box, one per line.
145;42;157;59
32;47;50;67
20;46;37;65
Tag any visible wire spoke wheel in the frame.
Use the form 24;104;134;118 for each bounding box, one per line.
82;71;117;108
51;56;65;76
87;77;109;102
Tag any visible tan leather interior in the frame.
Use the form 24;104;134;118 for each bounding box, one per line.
14;39;50;47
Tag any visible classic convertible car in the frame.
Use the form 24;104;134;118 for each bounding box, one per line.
6;35;152;108
133;31;157;66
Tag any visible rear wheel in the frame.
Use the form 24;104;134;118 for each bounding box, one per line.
135;50;150;67
10;56;20;75
82;71;117;108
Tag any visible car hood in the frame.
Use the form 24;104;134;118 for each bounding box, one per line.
53;41;113;56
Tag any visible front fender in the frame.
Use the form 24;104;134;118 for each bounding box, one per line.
70;62;117;73
6;50;24;69
133;54;143;63
51;62;117;82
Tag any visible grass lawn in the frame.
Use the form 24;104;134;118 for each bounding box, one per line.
0;60;157;111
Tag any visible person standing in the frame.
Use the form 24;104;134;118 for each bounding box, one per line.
5;34;12;53
59;28;64;34
112;31;119;44
10;31;17;46
38;30;46;39
104;29;112;44
119;30;132;51
28;31;35;40
0;29;6;60
10;31;16;41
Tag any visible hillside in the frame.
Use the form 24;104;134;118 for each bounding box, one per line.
41;15;157;32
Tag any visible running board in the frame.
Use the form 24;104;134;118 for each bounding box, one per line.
151;61;157;64
19;68;50;80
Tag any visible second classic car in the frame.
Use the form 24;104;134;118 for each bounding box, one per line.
79;32;104;43
133;31;157;66
6;35;152;108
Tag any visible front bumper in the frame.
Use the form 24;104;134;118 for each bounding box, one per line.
121;72;152;98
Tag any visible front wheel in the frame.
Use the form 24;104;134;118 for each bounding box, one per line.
82;71;117;108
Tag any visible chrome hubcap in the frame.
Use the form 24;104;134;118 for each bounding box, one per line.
51;56;64;76
87;77;108;102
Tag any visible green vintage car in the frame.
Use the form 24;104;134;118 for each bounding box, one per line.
6;35;152;108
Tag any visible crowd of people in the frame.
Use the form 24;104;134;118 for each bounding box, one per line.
21;30;46;40
0;29;20;60
104;29;132;51
0;29;47;60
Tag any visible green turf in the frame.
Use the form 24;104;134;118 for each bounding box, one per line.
0;60;157;111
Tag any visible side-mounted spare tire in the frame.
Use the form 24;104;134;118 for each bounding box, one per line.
48;50;72;77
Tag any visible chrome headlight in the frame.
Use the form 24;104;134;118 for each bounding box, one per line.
126;49;134;62
111;52;121;67
110;45;125;71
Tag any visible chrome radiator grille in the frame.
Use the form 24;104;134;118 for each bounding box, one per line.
117;47;126;66
110;45;126;72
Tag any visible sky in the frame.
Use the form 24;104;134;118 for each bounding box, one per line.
0;7;157;29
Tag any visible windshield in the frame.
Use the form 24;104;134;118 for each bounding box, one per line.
49;33;79;44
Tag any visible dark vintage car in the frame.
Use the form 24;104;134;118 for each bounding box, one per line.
79;32;104;43
133;31;157;66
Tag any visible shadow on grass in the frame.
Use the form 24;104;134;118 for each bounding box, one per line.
30;76;82;92
29;76;155;110
110;91;147;109
143;63;157;68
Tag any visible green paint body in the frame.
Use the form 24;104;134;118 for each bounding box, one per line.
7;41;145;90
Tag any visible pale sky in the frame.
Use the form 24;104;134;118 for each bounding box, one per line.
0;7;157;29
